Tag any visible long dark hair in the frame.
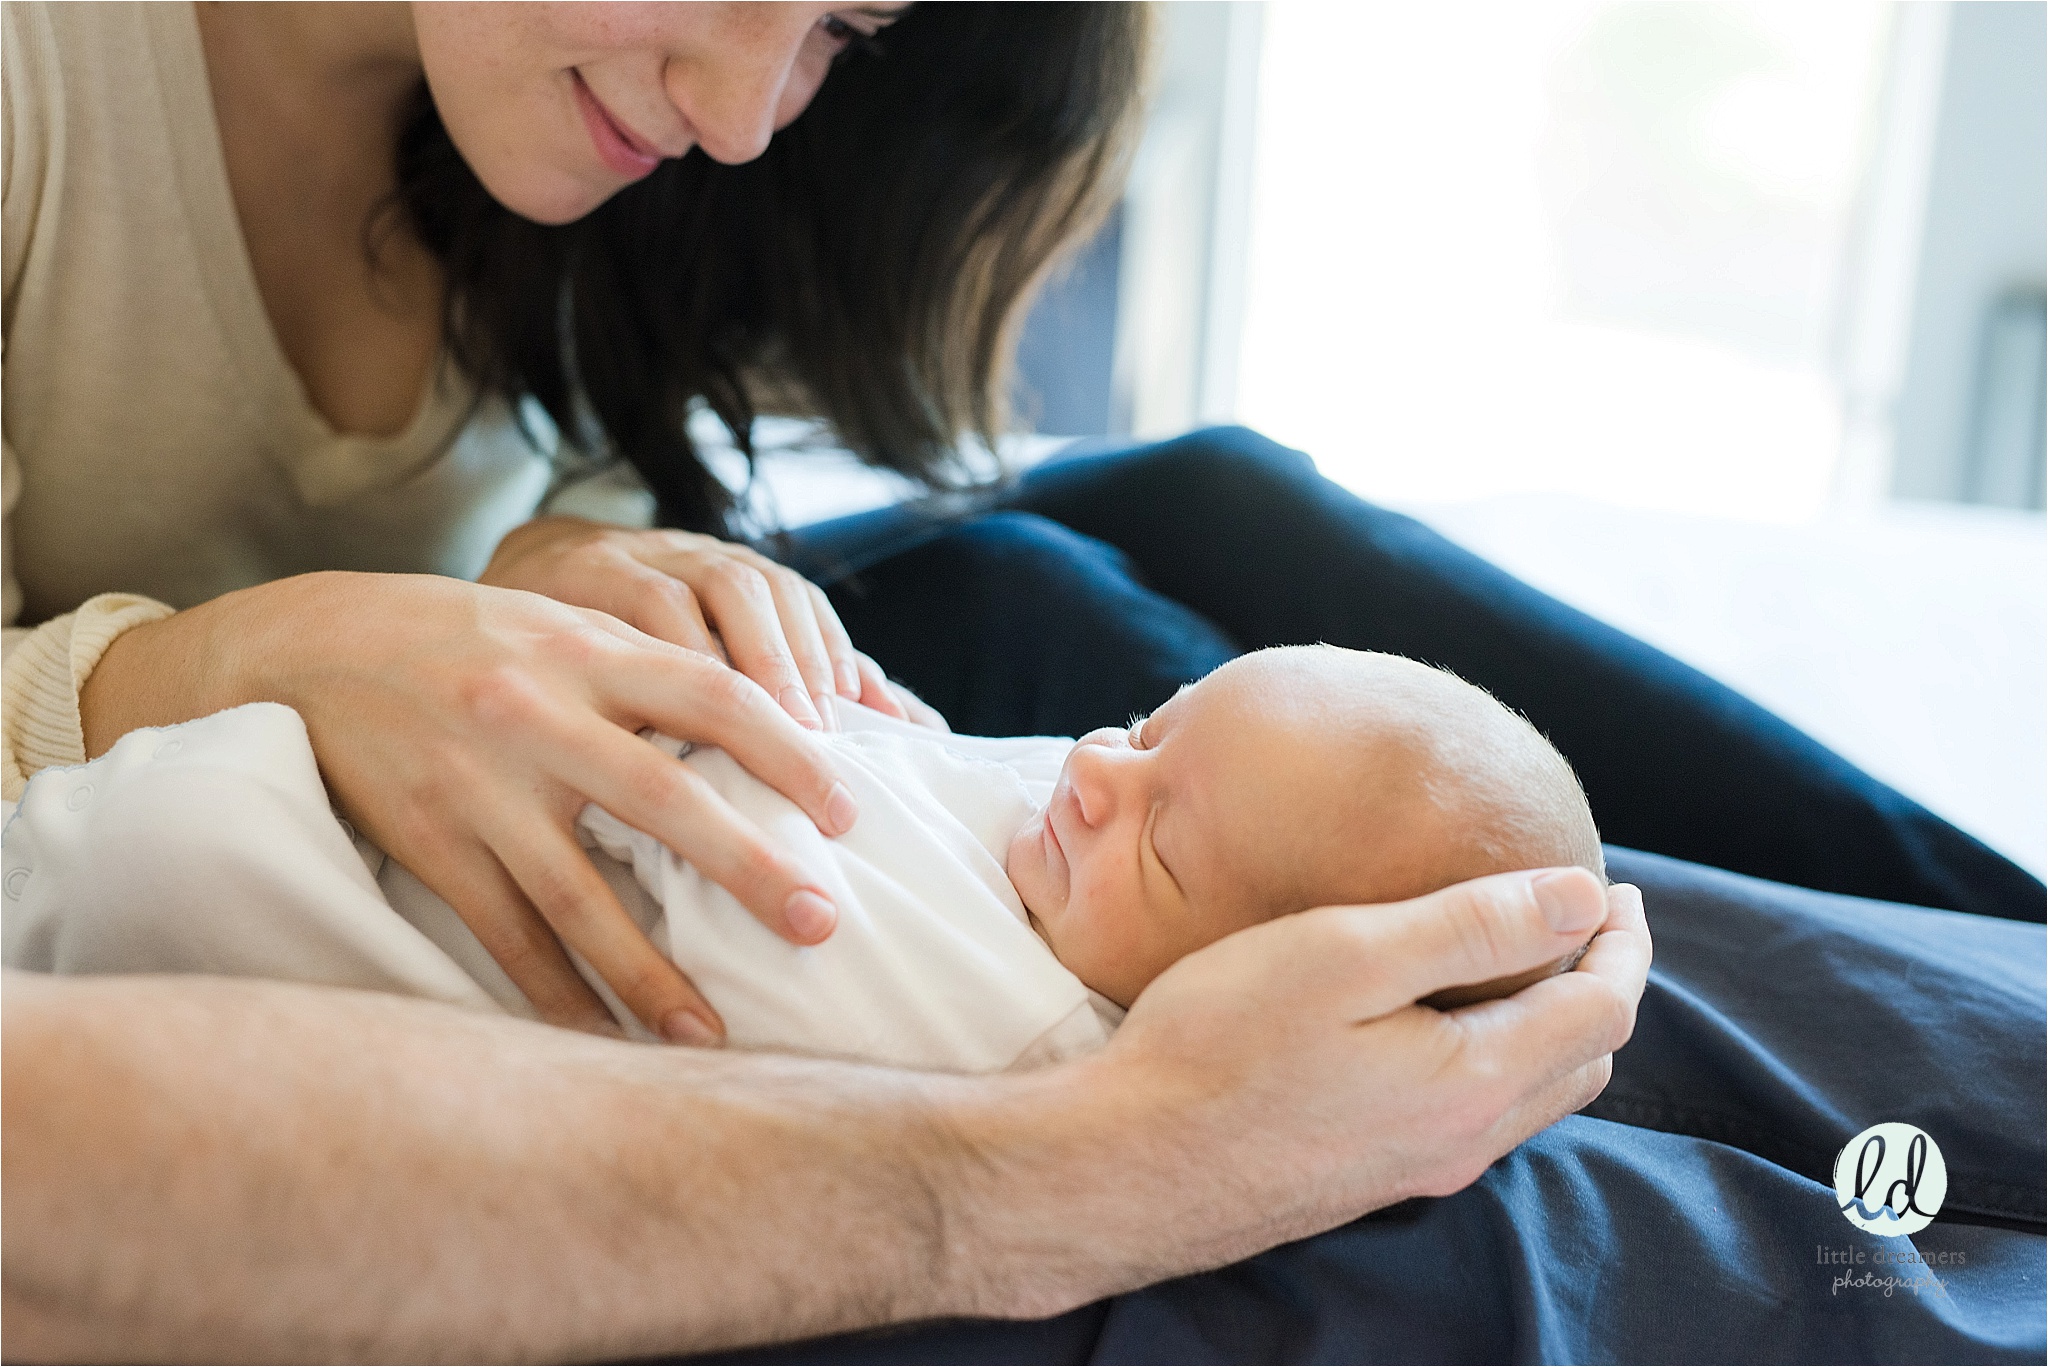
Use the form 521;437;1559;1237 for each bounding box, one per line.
393;3;1153;532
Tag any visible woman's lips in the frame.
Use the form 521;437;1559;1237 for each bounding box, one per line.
572;71;663;180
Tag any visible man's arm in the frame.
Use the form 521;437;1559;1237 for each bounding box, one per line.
3;869;1647;1362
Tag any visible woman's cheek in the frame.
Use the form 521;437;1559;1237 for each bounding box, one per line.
773;50;833;130
416;13;610;224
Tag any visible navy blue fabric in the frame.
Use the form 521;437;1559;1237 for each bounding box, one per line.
717;854;2045;1366
780;427;2042;923
709;427;2046;1363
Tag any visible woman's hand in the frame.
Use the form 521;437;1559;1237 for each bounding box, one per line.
481;517;930;729
82;571;864;1044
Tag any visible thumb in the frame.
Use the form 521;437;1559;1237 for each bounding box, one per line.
1316;866;1607;1020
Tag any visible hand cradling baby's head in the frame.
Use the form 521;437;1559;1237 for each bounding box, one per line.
1006;646;1603;1007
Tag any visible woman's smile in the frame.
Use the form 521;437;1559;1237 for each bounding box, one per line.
572;70;664;180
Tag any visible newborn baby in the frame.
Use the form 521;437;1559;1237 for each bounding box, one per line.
1002;645;1604;1011
4;646;1601;1072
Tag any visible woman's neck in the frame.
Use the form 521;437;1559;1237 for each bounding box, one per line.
195;0;446;439
202;2;424;125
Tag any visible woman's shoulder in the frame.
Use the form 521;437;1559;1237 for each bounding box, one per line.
4;2;172;138
3;2;55;275
5;2;198;297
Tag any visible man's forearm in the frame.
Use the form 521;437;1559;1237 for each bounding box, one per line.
0;971;1118;1362
3;874;1650;1361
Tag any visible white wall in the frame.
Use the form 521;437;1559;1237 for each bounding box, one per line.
1111;1;1262;437
1885;1;2047;504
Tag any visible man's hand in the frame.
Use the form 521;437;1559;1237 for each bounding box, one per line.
946;867;1651;1313
2;871;1646;1361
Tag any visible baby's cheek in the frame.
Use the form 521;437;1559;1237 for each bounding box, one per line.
1067;878;1184;1006
1004;824;1048;915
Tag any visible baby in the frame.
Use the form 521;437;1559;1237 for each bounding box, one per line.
3;646;1601;1073
1001;645;1603;1012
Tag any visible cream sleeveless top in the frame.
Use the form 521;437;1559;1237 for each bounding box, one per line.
2;1;557;797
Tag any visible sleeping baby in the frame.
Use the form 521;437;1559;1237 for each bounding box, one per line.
3;646;1602;1073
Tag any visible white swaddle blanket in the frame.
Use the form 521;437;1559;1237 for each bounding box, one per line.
3;700;1118;1073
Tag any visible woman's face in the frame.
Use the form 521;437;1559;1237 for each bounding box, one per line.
412;2;909;225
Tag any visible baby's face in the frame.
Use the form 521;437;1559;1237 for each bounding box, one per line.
1004;647;1603;1008
1004;652;1401;1007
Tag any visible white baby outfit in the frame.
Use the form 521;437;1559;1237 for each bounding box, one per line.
2;700;1119;1073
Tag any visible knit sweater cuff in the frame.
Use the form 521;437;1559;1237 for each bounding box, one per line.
2;593;176;800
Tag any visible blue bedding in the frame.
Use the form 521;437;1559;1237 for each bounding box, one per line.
722;848;2046;1365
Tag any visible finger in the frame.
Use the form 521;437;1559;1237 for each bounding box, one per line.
1319;866;1611;1020
1580;880;1651;977
486;810;726;1045
554;715;845;946
853;653;911;721
1436;886;1651;1091
718;547;839;712
742;555;839;713
405;833;621;1036
597;648;860;843
667;553;824;732
1418;1055;1614;1199
806;580;866;700
1495;1054;1613;1135
889;675;950;732
590;559;721;660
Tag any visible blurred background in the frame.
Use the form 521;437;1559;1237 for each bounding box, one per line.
1004;0;2046;880
1018;0;2044;520
659;1;2040;879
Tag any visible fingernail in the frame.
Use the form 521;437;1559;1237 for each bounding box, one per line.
836;660;862;697
825;781;858;835
815;692;839;731
662;1010;722;1047
1533;868;1601;933
785;889;837;942
779;685;822;730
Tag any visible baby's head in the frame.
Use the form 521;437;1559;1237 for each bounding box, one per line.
1005;646;1603;1007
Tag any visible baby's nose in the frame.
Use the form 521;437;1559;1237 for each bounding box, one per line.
1065;732;1137;825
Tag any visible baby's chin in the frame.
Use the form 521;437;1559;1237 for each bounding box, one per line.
1004;810;1052;920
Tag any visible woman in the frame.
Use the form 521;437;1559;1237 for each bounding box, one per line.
1;4;2036;1360
4;0;1152;1042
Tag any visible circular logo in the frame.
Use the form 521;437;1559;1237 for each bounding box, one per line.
1833;1122;1947;1236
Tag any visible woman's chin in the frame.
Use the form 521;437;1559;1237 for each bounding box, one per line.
473;160;616;227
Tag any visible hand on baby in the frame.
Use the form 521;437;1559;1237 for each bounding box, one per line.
481;516;943;731
1097;867;1647;1256
147;571;867;1044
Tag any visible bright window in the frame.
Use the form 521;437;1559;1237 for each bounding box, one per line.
1234;1;1891;521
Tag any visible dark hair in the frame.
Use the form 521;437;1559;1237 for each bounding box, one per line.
393;3;1153;532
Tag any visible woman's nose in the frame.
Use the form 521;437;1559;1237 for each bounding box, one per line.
664;7;816;165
